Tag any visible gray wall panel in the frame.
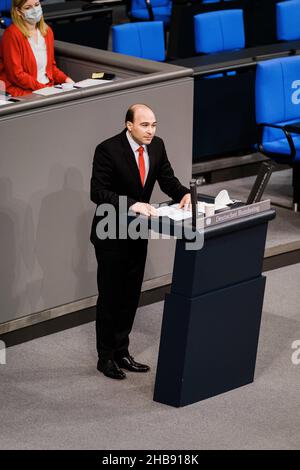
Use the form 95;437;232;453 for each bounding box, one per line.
0;78;193;325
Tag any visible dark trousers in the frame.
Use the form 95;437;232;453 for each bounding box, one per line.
95;239;148;361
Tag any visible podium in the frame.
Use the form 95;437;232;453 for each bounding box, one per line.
151;200;275;407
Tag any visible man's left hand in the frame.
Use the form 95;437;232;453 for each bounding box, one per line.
178;193;191;210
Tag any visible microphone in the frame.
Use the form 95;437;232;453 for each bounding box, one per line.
190;179;197;229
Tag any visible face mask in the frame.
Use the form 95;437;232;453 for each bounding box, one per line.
22;5;43;25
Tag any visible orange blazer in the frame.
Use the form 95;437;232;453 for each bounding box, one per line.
0;23;68;97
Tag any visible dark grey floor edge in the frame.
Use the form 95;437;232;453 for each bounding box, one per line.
263;249;300;272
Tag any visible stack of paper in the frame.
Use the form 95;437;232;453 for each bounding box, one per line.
33;87;63;96
156;190;234;221
73;78;109;88
33;78;110;96
156;205;192;221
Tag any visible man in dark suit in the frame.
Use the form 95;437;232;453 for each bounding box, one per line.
90;104;190;380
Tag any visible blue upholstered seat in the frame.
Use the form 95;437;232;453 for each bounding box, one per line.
256;56;300;162
0;0;11;13
276;0;300;41
112;21;165;62
130;0;172;26
194;9;245;54
0;18;11;28
256;56;300;207
0;0;11;29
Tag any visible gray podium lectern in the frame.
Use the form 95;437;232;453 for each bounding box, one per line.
151;201;275;407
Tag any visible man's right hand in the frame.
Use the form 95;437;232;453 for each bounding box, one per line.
130;202;158;217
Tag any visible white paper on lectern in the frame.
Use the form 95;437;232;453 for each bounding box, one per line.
156;205;192;221
156;190;234;221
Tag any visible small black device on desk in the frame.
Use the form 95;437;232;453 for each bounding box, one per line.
0;91;20;103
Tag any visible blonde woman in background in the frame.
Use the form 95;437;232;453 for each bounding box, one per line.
0;0;73;96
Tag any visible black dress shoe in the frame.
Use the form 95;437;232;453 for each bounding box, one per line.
116;355;150;373
97;359;126;380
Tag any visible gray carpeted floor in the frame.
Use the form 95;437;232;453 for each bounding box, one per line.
1;261;300;450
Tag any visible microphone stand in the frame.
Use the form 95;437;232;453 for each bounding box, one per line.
190;178;197;230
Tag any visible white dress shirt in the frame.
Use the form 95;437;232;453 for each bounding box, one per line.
28;29;50;85
126;130;150;182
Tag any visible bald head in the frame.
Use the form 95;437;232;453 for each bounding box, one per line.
125;104;154;124
125;104;157;146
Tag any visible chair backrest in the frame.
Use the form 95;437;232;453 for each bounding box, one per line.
0;0;11;13
0;0;11;29
194;9;245;54
112;21;165;62
256;56;300;124
130;0;170;10
276;0;300;41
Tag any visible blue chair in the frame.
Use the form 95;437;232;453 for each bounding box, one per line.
194;9;245;54
129;0;172;26
276;0;300;41
0;0;11;29
112;21;165;61
256;56;300;209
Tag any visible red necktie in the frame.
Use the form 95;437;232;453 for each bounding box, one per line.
138;146;145;186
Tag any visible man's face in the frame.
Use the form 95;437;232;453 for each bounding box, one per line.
127;107;157;145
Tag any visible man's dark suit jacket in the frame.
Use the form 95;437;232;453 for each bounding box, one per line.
90;129;189;246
